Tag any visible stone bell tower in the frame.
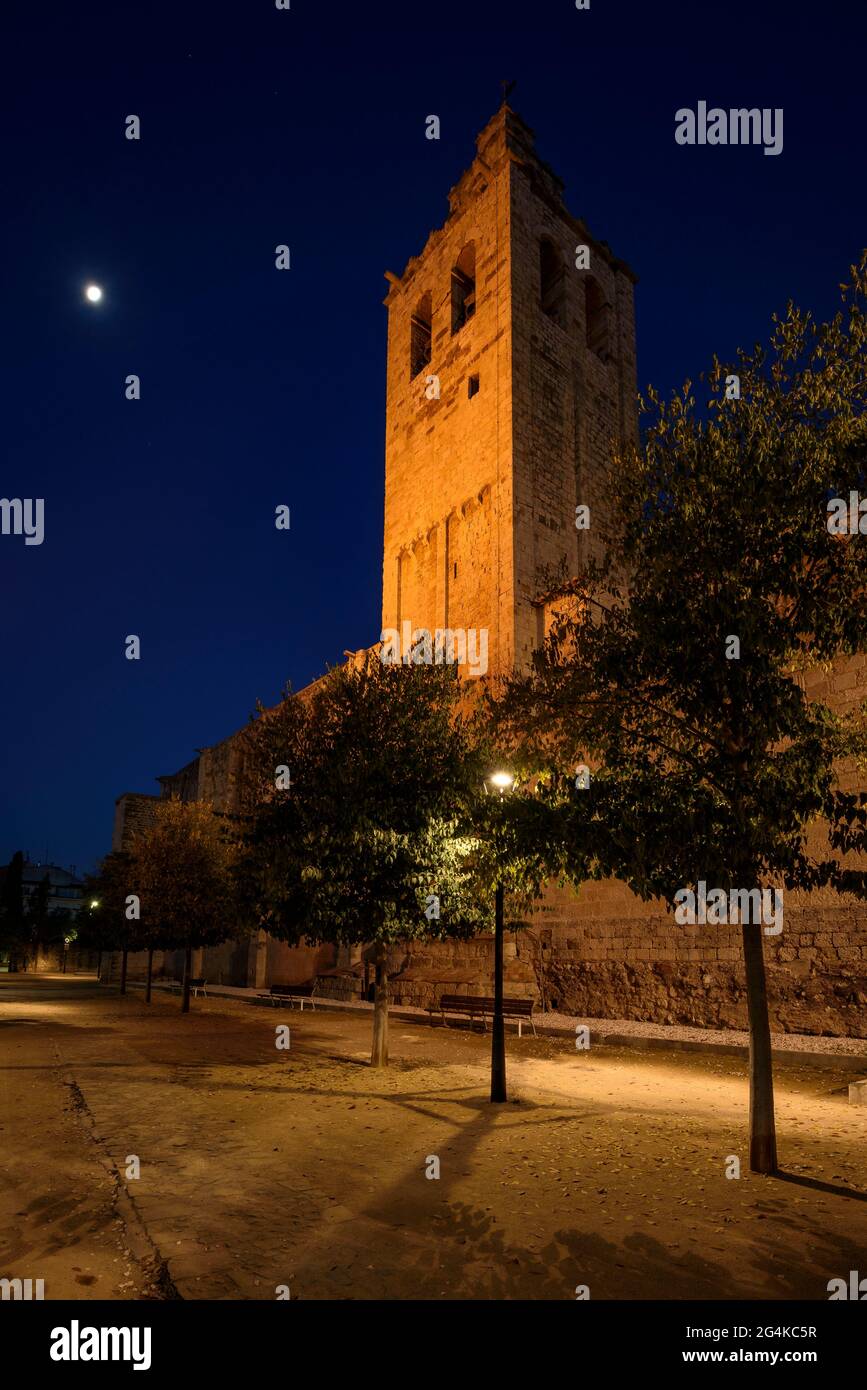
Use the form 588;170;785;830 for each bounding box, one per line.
380;103;638;677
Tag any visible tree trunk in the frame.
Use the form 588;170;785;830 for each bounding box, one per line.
370;942;389;1068
741;922;778;1174
181;944;192;1014
96;950;102;982
491;883;507;1102
533;934;548;1014
145;947;154;1004
120;947;128;995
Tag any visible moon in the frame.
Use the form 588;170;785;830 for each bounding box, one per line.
84;284;103;303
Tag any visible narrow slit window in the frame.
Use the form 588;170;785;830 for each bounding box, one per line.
468;374;480;398
585;278;611;360
540;238;566;324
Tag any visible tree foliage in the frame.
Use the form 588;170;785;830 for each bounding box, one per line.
239;659;495;947
127;797;244;954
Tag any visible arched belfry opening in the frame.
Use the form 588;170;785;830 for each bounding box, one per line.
451;242;476;334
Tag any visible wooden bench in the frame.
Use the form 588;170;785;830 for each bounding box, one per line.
258;982;317;1011
428;994;536;1037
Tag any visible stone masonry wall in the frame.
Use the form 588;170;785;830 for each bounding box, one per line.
535;880;867;1038
508;125;638;670
111;792;161;852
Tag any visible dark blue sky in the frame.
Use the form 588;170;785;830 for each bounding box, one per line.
3;0;865;873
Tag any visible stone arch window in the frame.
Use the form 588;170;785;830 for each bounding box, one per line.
539;237;566;324
451;242;476;334
410;292;432;379
585;277;611;360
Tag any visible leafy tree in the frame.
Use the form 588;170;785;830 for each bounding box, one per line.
0;851;27;972
493;254;867;1173
128;797;244;1012
76;871;121;981
84;853;139;992
238;657;550;1069
25;873;52;969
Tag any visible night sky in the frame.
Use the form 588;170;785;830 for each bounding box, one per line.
3;0;865;874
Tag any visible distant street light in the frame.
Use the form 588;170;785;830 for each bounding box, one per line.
484;770;515;1103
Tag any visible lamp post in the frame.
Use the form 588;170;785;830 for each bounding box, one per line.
485;770;515;1103
89;901;101;981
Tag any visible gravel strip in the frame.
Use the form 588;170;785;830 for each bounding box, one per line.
541;1009;867;1055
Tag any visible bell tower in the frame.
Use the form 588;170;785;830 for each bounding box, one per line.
381;104;638;676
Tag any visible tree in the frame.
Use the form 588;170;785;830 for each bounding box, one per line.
493;254;867;1173
129;798;244;1013
26;874;52;970
76;873;119;981
239;657;547;1069
83;853;139;991
0;851;27;972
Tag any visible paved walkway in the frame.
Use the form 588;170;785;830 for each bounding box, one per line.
3;975;867;1301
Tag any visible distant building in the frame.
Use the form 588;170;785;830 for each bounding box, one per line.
0;859;96;973
20;860;85;917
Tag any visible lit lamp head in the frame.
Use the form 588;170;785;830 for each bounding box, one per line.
90;899;100;909
486;770;515;798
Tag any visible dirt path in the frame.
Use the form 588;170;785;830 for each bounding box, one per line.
2;975;866;1300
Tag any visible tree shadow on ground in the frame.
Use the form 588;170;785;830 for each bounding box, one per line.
0;1021;115;1035
772;1170;867;1202
293;1094;739;1299
274;1076;867;1299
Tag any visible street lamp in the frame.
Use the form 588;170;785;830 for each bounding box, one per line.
88;901;101;980
485;769;515;1103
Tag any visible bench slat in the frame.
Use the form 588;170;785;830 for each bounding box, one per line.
433;995;534;1015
